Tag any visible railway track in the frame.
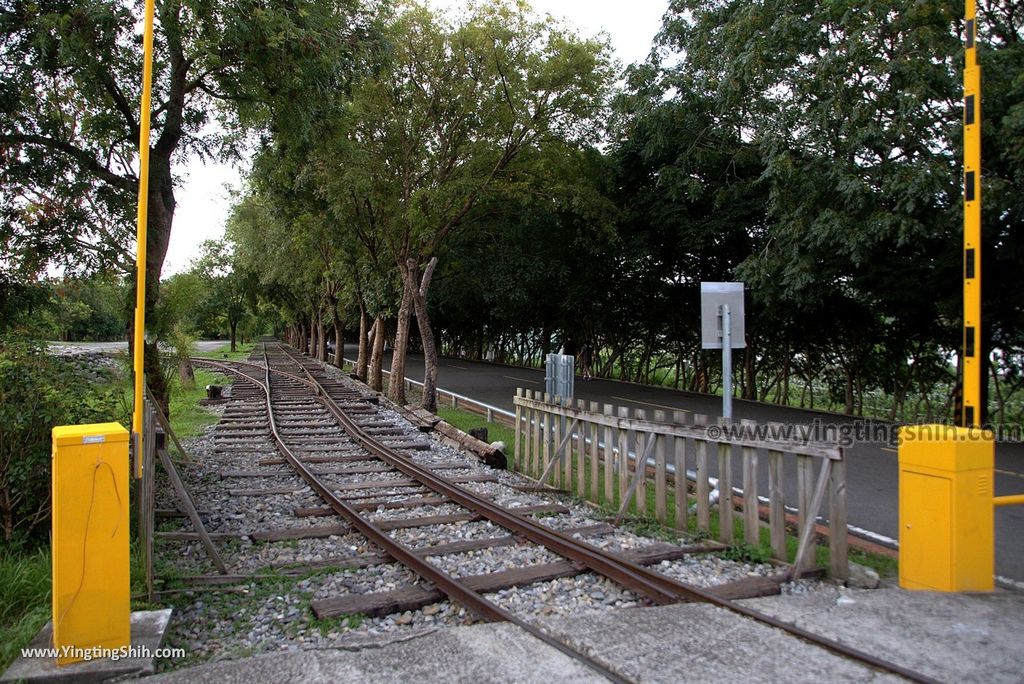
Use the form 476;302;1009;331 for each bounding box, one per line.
188;340;935;683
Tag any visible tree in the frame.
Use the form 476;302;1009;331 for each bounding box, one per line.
316;1;614;410
189;239;251;351
651;0;999;414
1;0;372;406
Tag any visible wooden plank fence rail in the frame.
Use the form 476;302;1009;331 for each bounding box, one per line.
137;396;157;602
512;389;849;580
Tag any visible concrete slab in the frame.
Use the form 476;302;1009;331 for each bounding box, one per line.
1;610;173;684
149;587;1024;683
738;586;1024;683
537;603;898;683
150;624;599;684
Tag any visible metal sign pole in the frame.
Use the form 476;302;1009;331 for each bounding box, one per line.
131;0;157;479
722;304;732;422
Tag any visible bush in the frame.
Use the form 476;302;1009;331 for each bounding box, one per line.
0;547;50;671
0;336;126;548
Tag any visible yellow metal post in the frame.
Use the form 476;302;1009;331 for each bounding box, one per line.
898;425;993;592
132;0;157;478
51;424;131;664
961;1;983;427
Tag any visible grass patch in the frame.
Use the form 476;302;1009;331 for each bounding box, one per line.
193;342;254;363
167;367;233;438
436;407;515;447
513;446;899;579
309;612;364;634
0;548;51;671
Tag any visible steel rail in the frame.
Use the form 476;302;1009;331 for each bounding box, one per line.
203;347;631;683
272;342;938;684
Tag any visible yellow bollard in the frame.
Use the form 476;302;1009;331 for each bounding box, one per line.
898;424;993;591
51;423;131;665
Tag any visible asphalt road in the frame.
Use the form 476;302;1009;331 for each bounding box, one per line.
349;345;1024;583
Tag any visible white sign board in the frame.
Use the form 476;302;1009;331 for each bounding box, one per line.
700;282;746;349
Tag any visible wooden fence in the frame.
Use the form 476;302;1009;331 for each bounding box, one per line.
136;394;158;601
512;389;848;580
136;387;227;601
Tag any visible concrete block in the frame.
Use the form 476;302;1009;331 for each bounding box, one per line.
1;609;173;684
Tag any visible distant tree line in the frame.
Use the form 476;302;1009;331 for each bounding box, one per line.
2;0;1021;423
224;0;1023;424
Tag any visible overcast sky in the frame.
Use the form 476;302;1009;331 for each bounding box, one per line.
161;0;668;276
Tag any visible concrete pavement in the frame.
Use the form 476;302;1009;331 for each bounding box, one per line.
151;587;1024;683
348;346;1024;583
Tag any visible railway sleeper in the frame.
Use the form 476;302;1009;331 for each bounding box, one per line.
311;544;714;619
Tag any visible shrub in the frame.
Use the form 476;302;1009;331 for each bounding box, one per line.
0;336;125;548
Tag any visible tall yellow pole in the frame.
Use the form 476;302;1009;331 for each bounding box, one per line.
132;0;157;478
962;1;983;427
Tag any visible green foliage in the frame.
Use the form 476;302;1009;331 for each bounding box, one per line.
721;543;773;565
309;612;364;634
436;407;515;450
0;547;51;671
167;367;233;439
41;274;129;341
0;0;374;277
0;272;128;341
0;336;127;547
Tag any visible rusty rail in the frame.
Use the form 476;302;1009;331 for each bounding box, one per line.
202;348;630;683
211;343;938;684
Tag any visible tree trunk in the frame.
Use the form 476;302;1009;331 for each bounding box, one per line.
410;258;440;413
356;307;371;381
781;357;791;405
387;270;415;404
316;314;326;362
844;368;854;415
128;155;175;416
309;314;318;358
230;320;238;352
745;347;758;400
540;323;552;359
178;356;195;387
333;315;343;368
369;316;386;392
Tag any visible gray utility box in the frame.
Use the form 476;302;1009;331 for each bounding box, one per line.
545;353;575;401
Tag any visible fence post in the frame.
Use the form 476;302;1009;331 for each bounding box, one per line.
829;455;849;580
694;414;711;534
589;401;600;503
654;409;667;524
768;445;787;560
603;404;615;506
542;393;552;484
673;410;688;531
576;399;587;497
513;389;522;472
531;392;542;479
634;409;647;517
741;418;759;547
617;406;629;507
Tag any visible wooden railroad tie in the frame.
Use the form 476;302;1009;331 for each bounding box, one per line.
311;543;714;619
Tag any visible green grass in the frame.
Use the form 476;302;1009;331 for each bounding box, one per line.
436;406;515;447
0;549;51;671
309;612;364;634
167;367;233;438
193;341;254;363
512;445;899;579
